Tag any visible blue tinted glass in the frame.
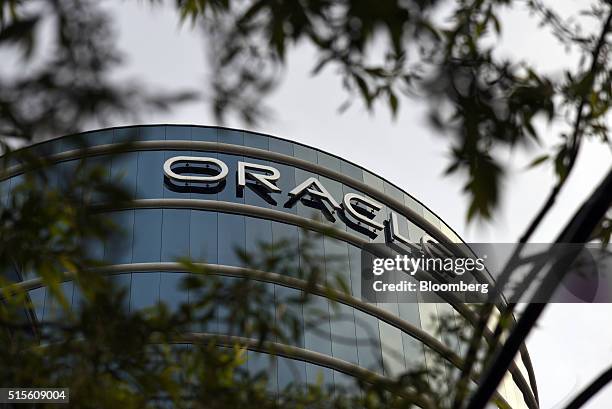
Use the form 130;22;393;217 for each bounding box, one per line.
340;160;363;182
305;364;334;392
277;356;306;390
136;126;165;141
217;276;237;334
248;350;277;395
217;213;245;266
324;236;350;287
378;315;406;376
133;209;162;262
218;129;244;145
161;209;190;262
191;127;217;142
275;285;304;348
332;370;355;393
383;181;405;204
317;151;341;172
110;152;138;198
303;295;332;356
293;144;317;163
269;138;293;156
330;302;358;365
131;272;160;310
136;151;165;199
43;281;74;321
245;217;272;257
244;132;269;150
104;210;134;264
160;273;187;313
28;287;46;322
348;245;361;298
190;210;217;263
272;222;299;274
299;230;325;282
83;129;113;146
165;125;190;141
111;273;132;311
113;128;138;143
354;310;383;373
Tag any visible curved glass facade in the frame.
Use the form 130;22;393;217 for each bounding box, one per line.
1;125;537;408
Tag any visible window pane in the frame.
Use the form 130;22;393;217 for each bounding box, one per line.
137;126;165;141
160;273;187;313
269;138;293;156
217;213;245;267
131;272;160;310
218;128;244;145
136;151;164;199
104;210;134;264
133;209;162;262
244;132;269;150
190;210;217;263
161;209;190;262
191;126;218;142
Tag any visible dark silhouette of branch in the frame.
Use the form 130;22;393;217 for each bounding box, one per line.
464;166;612;409
563;365;612;409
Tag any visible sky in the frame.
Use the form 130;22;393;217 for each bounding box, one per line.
92;1;612;408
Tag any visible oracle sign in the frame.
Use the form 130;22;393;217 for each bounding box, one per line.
163;155;439;248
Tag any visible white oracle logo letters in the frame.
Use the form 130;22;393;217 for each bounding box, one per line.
163;155;439;246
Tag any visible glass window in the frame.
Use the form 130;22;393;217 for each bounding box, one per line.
340;160;363;182
161;209;190;262
293;144;317;163
133;209;162;263
275;285;304;348
28;287;46;322
332;370;355;394
191;126;218;142
165;125;190;141
217;213;245;267
362;171;384;193
383;181;405;204
404;193;424;215
218;128;244;146
330;302;358;365
294;169;322;221
246;217;272;257
269;138;293;156
305;363;333;391
43;281;74;321
273;162;297;214
277;355;306;391
272;221;299;275
137;126;165;141
190;210;218;263
354;310;383;374
110;152;138;198
113;127;138;144
104;210;134;264
160;273;187;313
131;272;161;310
248;350;277;395
244;132;269;150
423;208;442;229
317;151;341;172
111;273;132;311
303;294;332;356
136;151;165;199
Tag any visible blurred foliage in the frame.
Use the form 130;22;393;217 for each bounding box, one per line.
1;0;612;408
169;0;611;226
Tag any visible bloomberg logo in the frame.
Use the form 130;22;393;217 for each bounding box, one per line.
163;155;442;249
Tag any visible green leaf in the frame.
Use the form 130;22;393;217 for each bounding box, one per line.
526;154;549;169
